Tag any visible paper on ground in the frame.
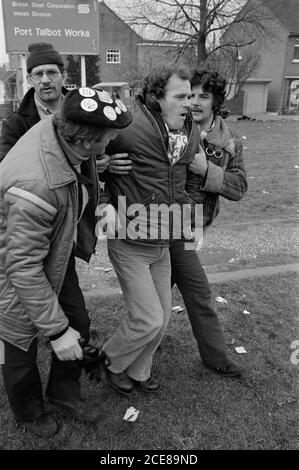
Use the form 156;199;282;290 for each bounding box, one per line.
172;305;184;313
243;310;251;315
235;346;247;354
215;296;228;304
123;407;139;422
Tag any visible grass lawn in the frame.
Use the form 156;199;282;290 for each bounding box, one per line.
0;273;297;450
214;120;299;225
0;119;298;451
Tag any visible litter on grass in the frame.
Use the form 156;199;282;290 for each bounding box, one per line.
172;305;184;313
262;190;270;194
235;346;247;354
215;296;228;304
123;407;139;422
243;310;251;315
94;267;113;272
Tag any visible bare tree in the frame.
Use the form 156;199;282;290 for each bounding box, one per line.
116;0;275;66
209;43;261;97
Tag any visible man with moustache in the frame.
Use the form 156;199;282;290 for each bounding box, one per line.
0;42;110;172
0;42;68;161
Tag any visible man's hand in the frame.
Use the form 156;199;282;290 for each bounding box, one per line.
96;154;110;173
109;153;132;175
50;326;83;361
189;146;208;177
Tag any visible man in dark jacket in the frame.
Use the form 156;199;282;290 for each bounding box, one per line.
0;42;110;172
97;66;201;396
0;87;132;438
108;69;247;378
0;42;68;162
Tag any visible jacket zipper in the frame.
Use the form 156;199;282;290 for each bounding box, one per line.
142;104;195;166
56;181;78;294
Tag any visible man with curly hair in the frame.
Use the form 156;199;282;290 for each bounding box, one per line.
171;69;248;377
109;69;247;378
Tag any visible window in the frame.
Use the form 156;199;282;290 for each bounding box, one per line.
292;45;299;63
106;49;121;64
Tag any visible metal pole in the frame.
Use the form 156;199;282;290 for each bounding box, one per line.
81;55;86;87
21;54;28;97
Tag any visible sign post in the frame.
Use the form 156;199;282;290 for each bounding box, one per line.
81;56;86;87
20;54;28;96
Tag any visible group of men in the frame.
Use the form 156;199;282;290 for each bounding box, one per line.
0;42;247;438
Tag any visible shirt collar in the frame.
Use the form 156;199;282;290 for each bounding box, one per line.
34;93;63;120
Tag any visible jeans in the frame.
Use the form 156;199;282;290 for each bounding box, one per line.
170;239;229;368
103;239;172;381
2;253;90;423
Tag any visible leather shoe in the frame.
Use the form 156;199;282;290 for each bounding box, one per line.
23;413;58;438
205;361;242;377
132;376;160;393
47;397;106;423
106;370;134;395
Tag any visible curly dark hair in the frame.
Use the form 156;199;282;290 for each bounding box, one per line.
190;69;227;113
142;65;191;100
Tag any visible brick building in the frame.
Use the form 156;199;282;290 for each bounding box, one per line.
223;0;299;113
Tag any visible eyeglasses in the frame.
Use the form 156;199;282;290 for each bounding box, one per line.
29;69;61;82
204;144;223;159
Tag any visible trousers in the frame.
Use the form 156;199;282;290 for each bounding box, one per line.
2;254;90;423
170;239;229;368
103;239;172;381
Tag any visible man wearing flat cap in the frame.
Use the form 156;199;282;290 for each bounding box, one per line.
0;42;69;161
0;87;132;437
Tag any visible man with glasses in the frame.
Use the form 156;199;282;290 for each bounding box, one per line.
0;42;68;162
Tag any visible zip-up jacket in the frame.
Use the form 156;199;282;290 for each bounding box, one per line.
105;95;200;245
0;117;98;351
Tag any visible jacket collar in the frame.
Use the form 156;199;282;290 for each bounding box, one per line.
136;94;193;137
38;117;77;189
202;114;235;155
17;86;69;117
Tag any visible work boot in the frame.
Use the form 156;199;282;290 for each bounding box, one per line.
205;361;242;377
22;413;58;438
132;376;160;393
106;370;134;395
47;397;107;423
